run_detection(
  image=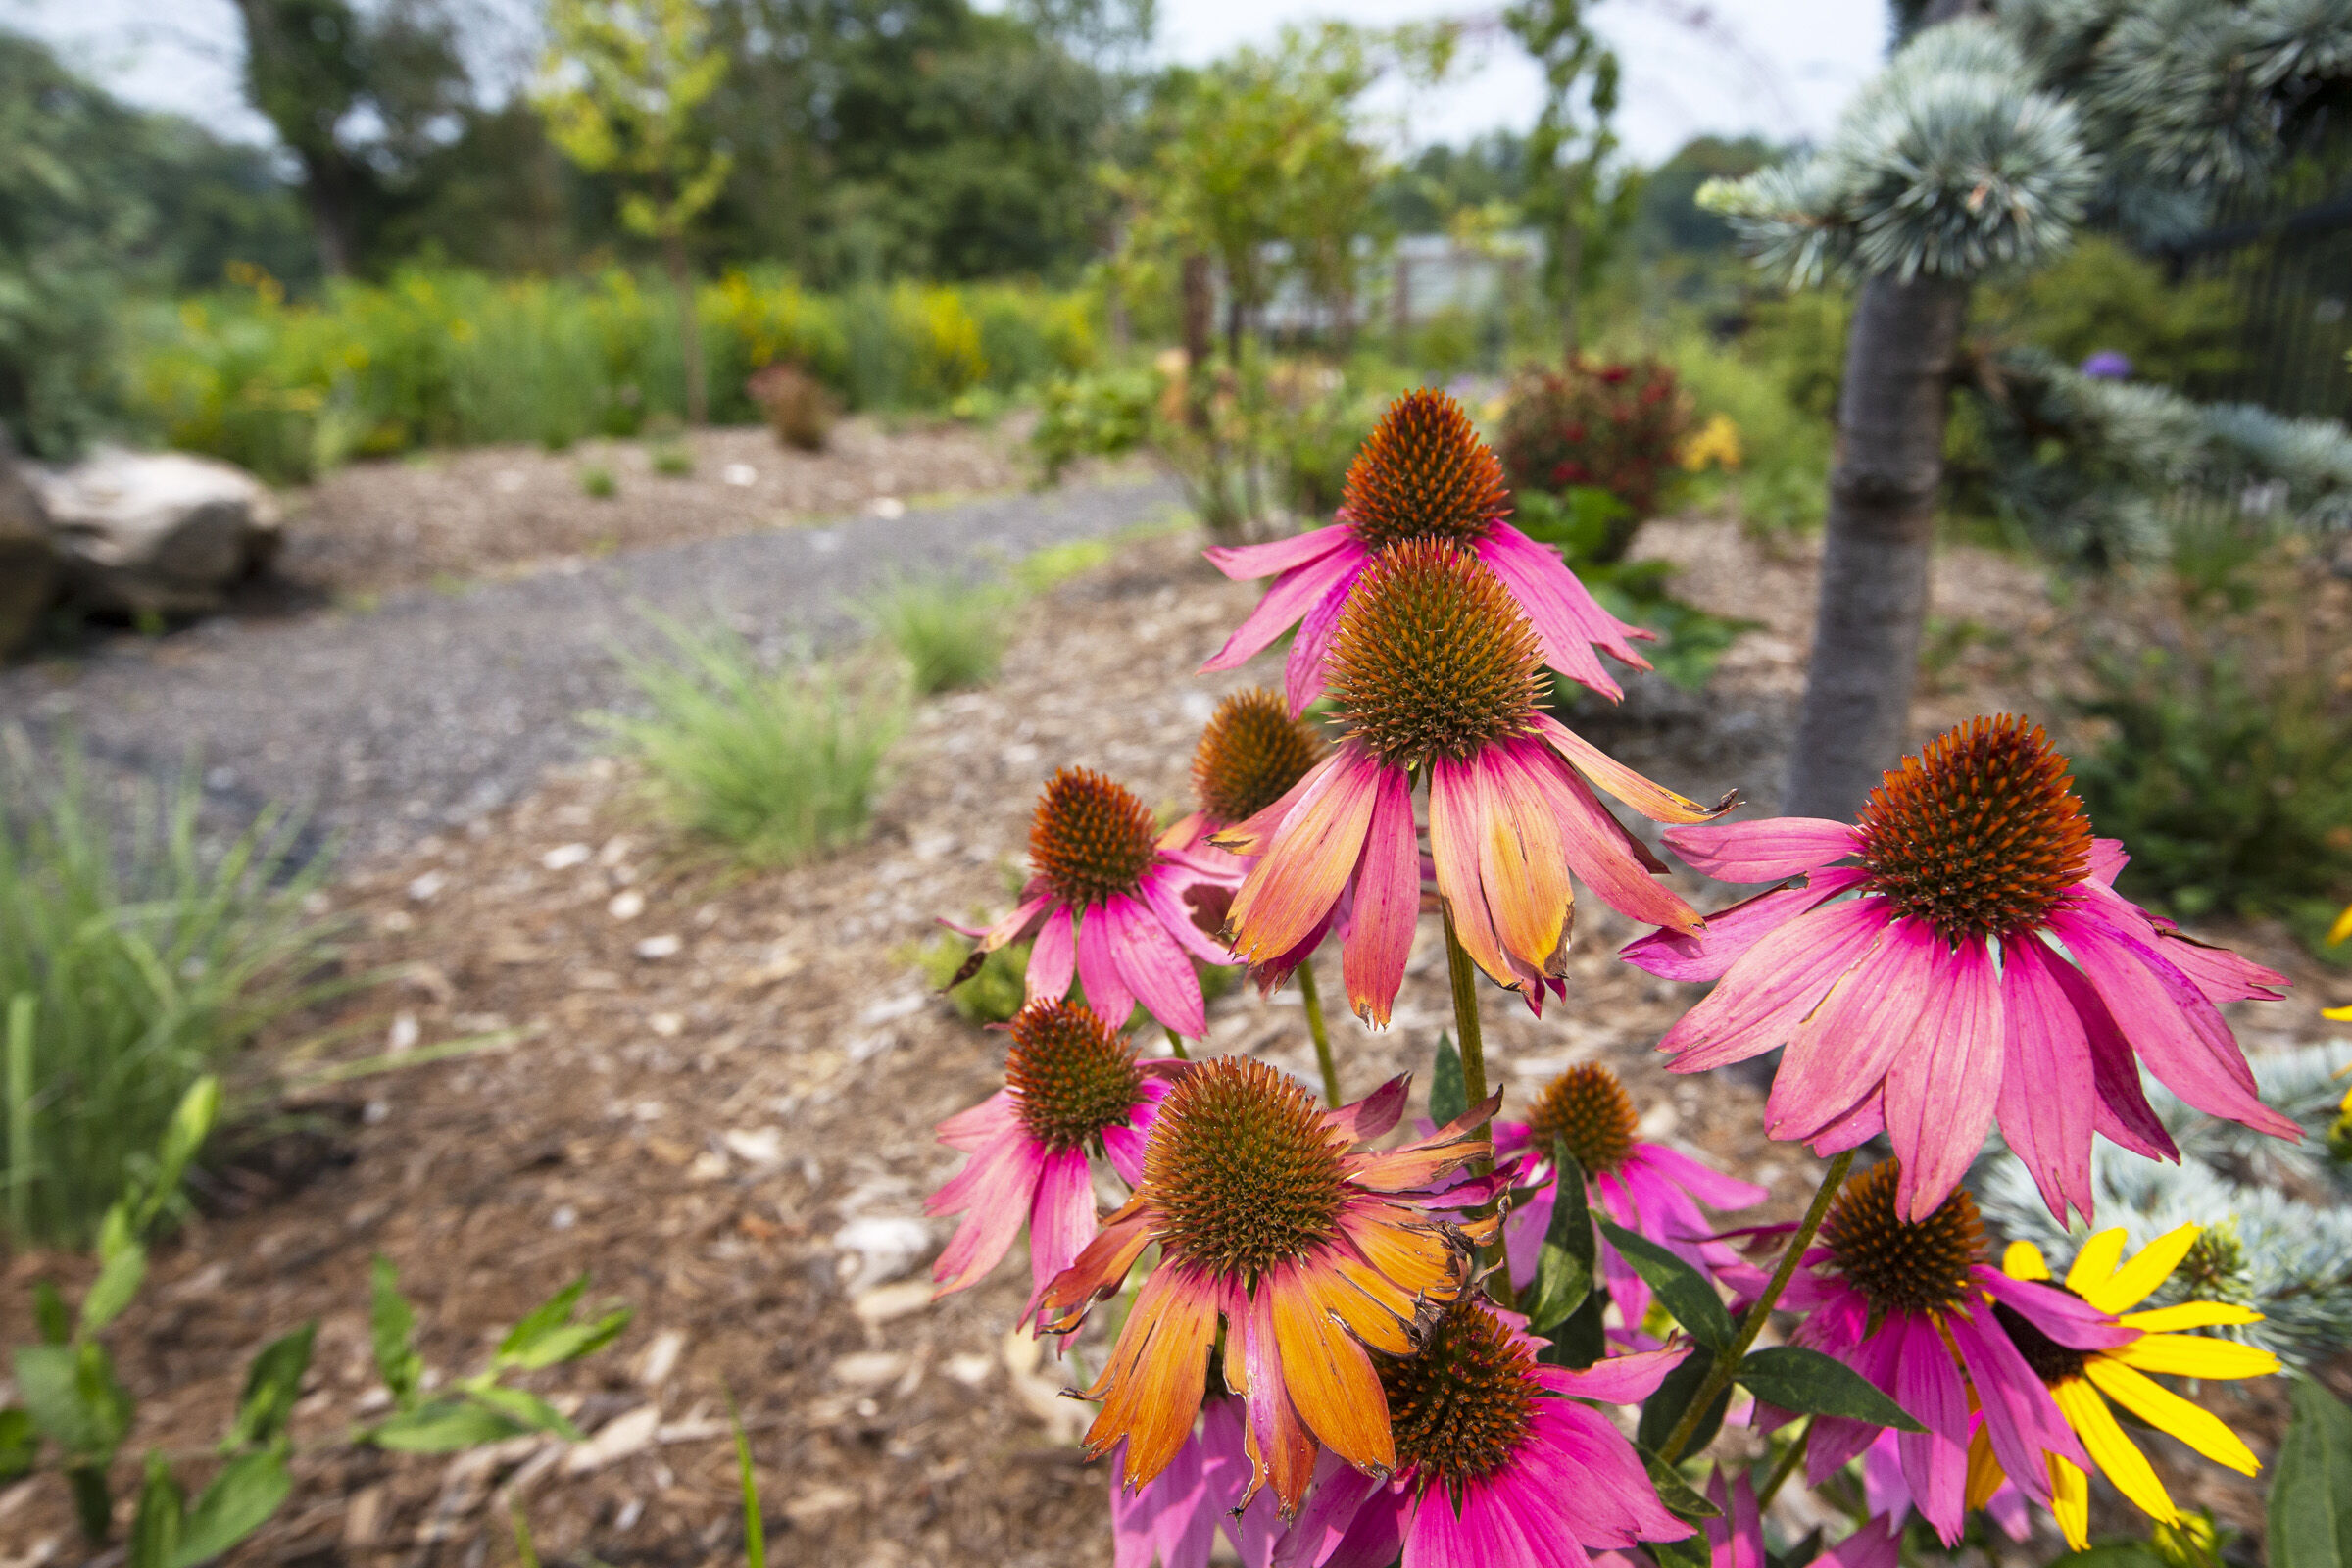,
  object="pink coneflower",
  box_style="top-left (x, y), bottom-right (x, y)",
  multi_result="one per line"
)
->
top-left (1274, 1300), bottom-right (1693, 1568)
top-left (1625, 715), bottom-right (2297, 1222)
top-left (1861, 1427), bottom-right (2029, 1544)
top-left (1200, 390), bottom-right (1655, 710)
top-left (1113, 1397), bottom-right (1283, 1568)
top-left (927, 1001), bottom-right (1178, 1301)
top-left (1216, 539), bottom-right (1731, 1025)
top-left (956, 767), bottom-right (1243, 1038)
top-left (1037, 1058), bottom-right (1497, 1516)
top-left (1739, 1162), bottom-right (2124, 1544)
top-left (1493, 1064), bottom-right (1767, 1325)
